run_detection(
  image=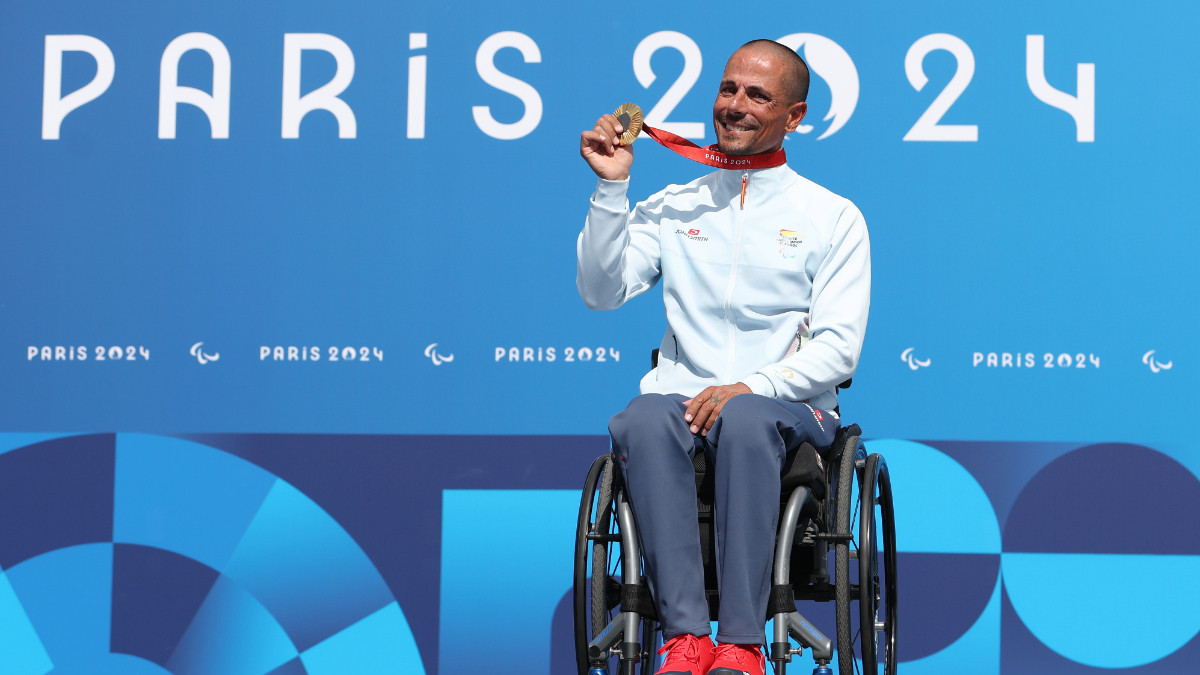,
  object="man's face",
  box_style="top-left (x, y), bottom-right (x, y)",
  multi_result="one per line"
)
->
top-left (712, 47), bottom-right (807, 156)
